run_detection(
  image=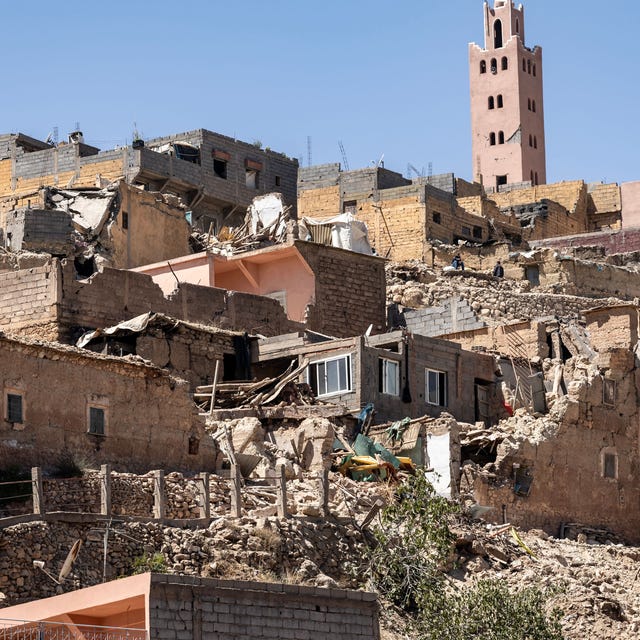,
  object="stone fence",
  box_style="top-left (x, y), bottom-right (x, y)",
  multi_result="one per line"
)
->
top-left (1, 465), bottom-right (331, 526)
